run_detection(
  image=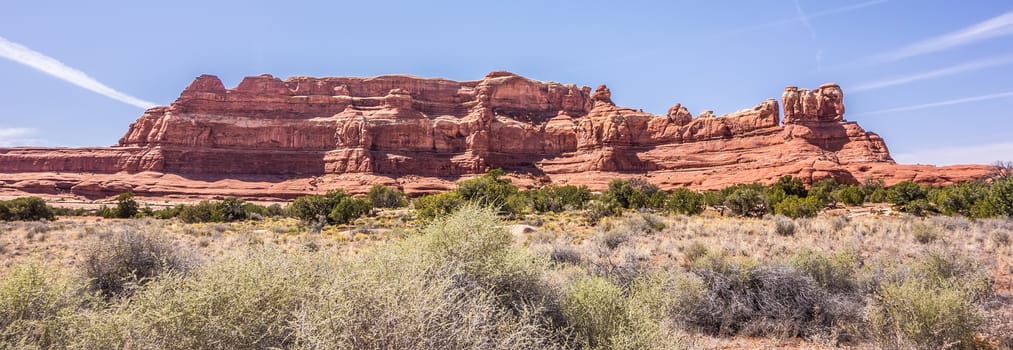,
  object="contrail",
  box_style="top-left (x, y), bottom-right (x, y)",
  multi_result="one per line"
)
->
top-left (853, 55), bottom-right (1013, 92)
top-left (793, 0), bottom-right (817, 39)
top-left (0, 35), bottom-right (156, 109)
top-left (866, 91), bottom-right (1013, 115)
top-left (875, 10), bottom-right (1013, 63)
top-left (717, 0), bottom-right (887, 37)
